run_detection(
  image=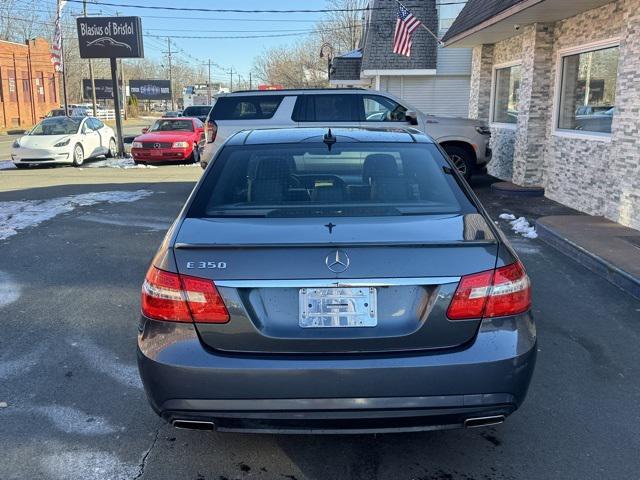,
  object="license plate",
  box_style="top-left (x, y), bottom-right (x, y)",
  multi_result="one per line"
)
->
top-left (150, 150), bottom-right (163, 156)
top-left (299, 287), bottom-right (377, 328)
